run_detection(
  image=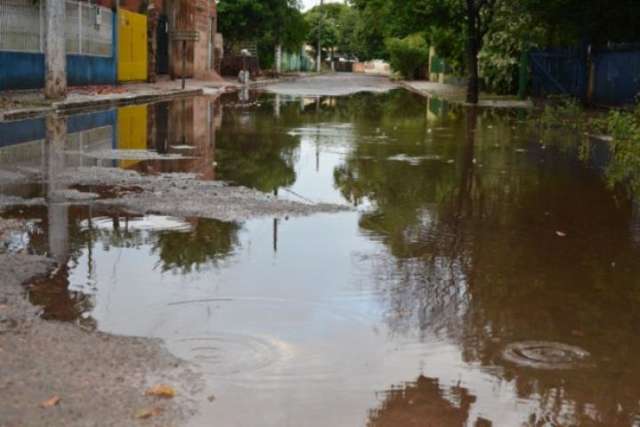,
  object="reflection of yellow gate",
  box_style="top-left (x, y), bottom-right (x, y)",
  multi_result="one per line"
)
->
top-left (118, 10), bottom-right (148, 81)
top-left (117, 105), bottom-right (147, 169)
